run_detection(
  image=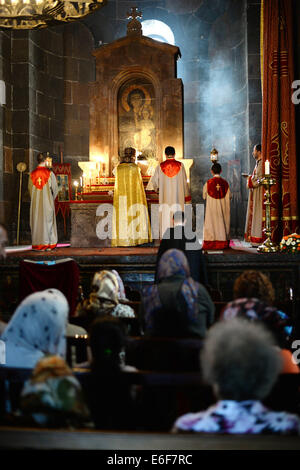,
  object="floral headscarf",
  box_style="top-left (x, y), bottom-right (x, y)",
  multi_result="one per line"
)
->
top-left (76, 271), bottom-right (135, 322)
top-left (221, 297), bottom-right (291, 346)
top-left (89, 270), bottom-right (119, 311)
top-left (2, 289), bottom-right (68, 368)
top-left (156, 248), bottom-right (190, 280)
